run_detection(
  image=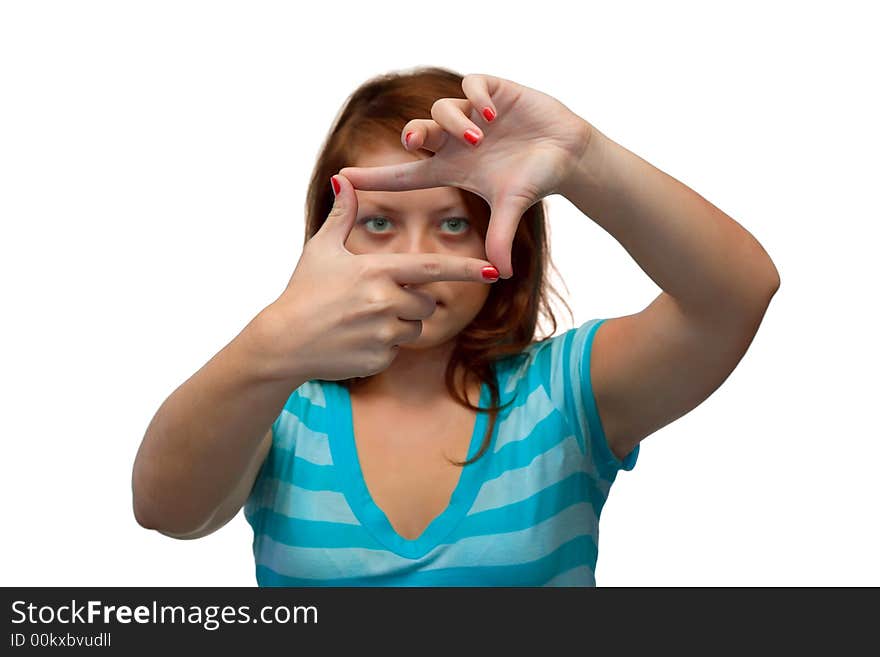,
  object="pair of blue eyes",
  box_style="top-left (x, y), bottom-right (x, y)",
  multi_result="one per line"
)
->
top-left (359, 216), bottom-right (471, 235)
